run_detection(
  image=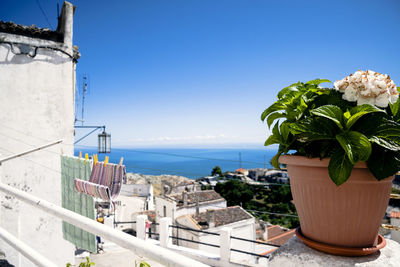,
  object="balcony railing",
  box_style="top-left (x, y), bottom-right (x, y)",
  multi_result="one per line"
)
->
top-left (0, 182), bottom-right (208, 267)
